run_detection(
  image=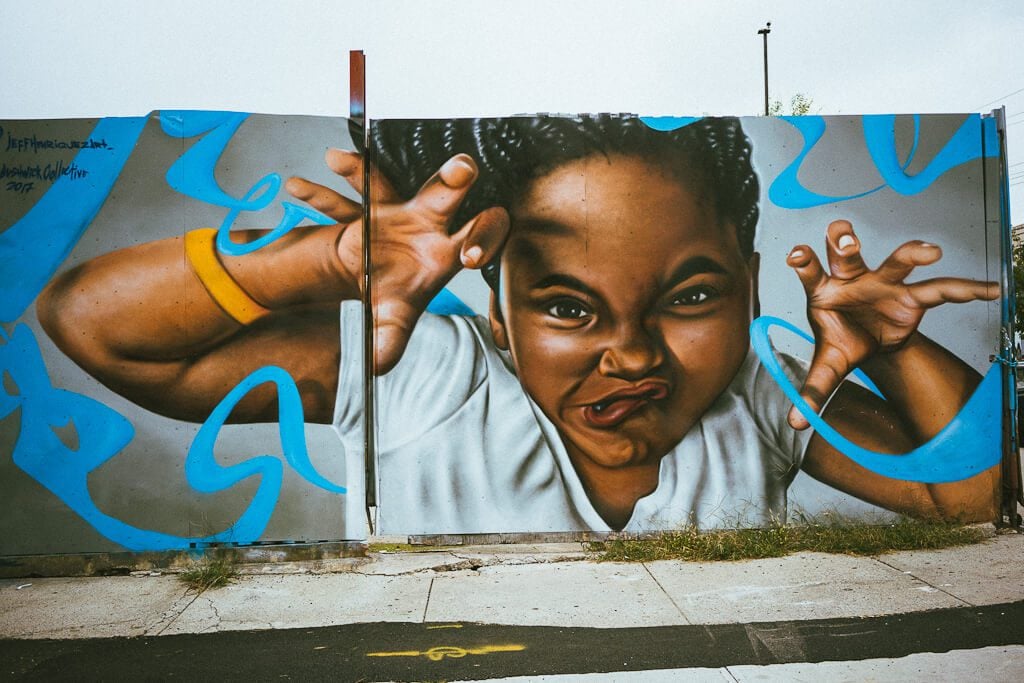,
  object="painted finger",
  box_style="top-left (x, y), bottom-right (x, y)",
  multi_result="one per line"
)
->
top-left (454, 207), bottom-right (511, 269)
top-left (908, 278), bottom-right (1000, 308)
top-left (788, 345), bottom-right (849, 430)
top-left (284, 177), bottom-right (362, 222)
top-left (324, 148), bottom-right (400, 202)
top-left (825, 220), bottom-right (869, 280)
top-left (876, 240), bottom-right (942, 281)
top-left (787, 244), bottom-right (828, 297)
top-left (408, 154), bottom-right (479, 222)
top-left (373, 298), bottom-right (422, 376)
